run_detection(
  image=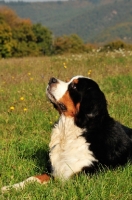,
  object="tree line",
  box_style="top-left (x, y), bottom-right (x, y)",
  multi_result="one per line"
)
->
top-left (0, 6), bottom-right (132, 58)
